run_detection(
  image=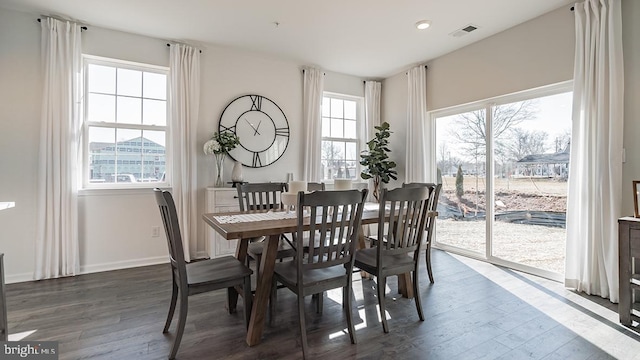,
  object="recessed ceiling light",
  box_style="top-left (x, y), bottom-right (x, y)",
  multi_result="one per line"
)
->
top-left (416, 20), bottom-right (431, 30)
